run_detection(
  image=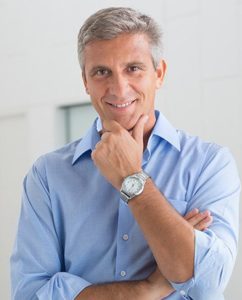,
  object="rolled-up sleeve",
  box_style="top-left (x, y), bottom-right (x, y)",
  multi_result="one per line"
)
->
top-left (170, 147), bottom-right (240, 299)
top-left (10, 158), bottom-right (91, 300)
